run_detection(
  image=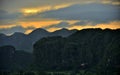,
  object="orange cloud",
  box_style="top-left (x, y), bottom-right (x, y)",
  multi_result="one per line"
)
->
top-left (21, 6), bottom-right (51, 16)
top-left (66, 20), bottom-right (79, 25)
top-left (101, 0), bottom-right (120, 5)
top-left (47, 28), bottom-right (62, 32)
top-left (0, 24), bottom-right (17, 29)
top-left (68, 21), bottom-right (120, 30)
top-left (0, 21), bottom-right (120, 34)
top-left (19, 20), bottom-right (62, 28)
top-left (53, 4), bottom-right (72, 9)
top-left (25, 29), bottom-right (33, 34)
top-left (23, 21), bottom-right (120, 33)
top-left (21, 4), bottom-right (72, 16)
